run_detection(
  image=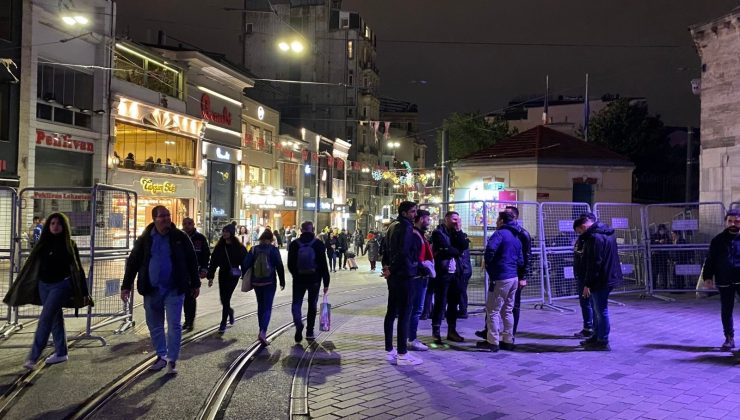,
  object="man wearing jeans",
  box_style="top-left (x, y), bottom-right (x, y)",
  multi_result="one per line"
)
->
top-left (408, 209), bottom-right (434, 352)
top-left (287, 221), bottom-right (330, 342)
top-left (382, 201), bottom-right (422, 365)
top-left (573, 218), bottom-right (594, 339)
top-left (122, 206), bottom-right (200, 374)
top-left (574, 213), bottom-right (623, 351)
top-left (478, 211), bottom-right (523, 352)
top-left (702, 209), bottom-right (740, 351)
